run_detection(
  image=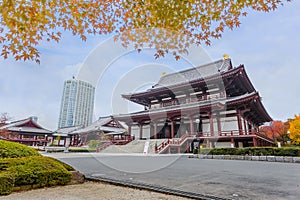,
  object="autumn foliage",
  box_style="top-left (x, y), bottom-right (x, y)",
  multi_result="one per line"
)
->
top-left (288, 115), bottom-right (300, 144)
top-left (260, 121), bottom-right (289, 143)
top-left (0, 0), bottom-right (291, 63)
